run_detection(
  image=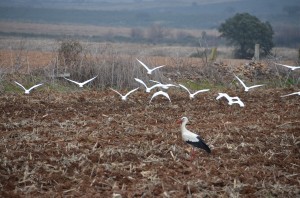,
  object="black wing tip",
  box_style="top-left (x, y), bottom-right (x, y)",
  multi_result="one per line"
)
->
top-left (206, 147), bottom-right (211, 153)
top-left (186, 138), bottom-right (211, 154)
top-left (200, 143), bottom-right (211, 153)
